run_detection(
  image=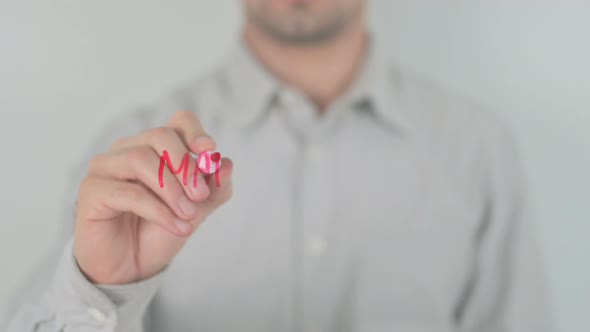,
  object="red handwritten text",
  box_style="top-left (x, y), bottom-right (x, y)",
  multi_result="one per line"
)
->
top-left (159, 151), bottom-right (222, 189)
